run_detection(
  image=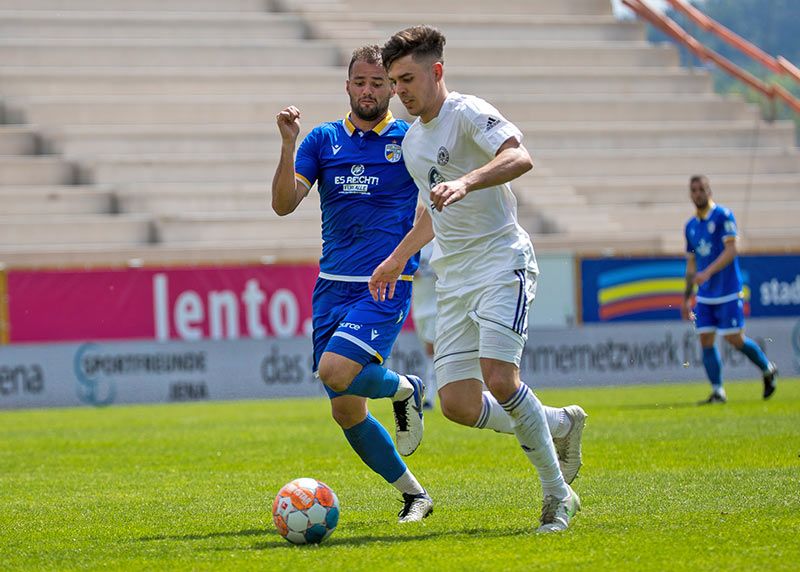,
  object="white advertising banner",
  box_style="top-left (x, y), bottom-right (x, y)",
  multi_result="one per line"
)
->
top-left (1, 318), bottom-right (798, 409)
